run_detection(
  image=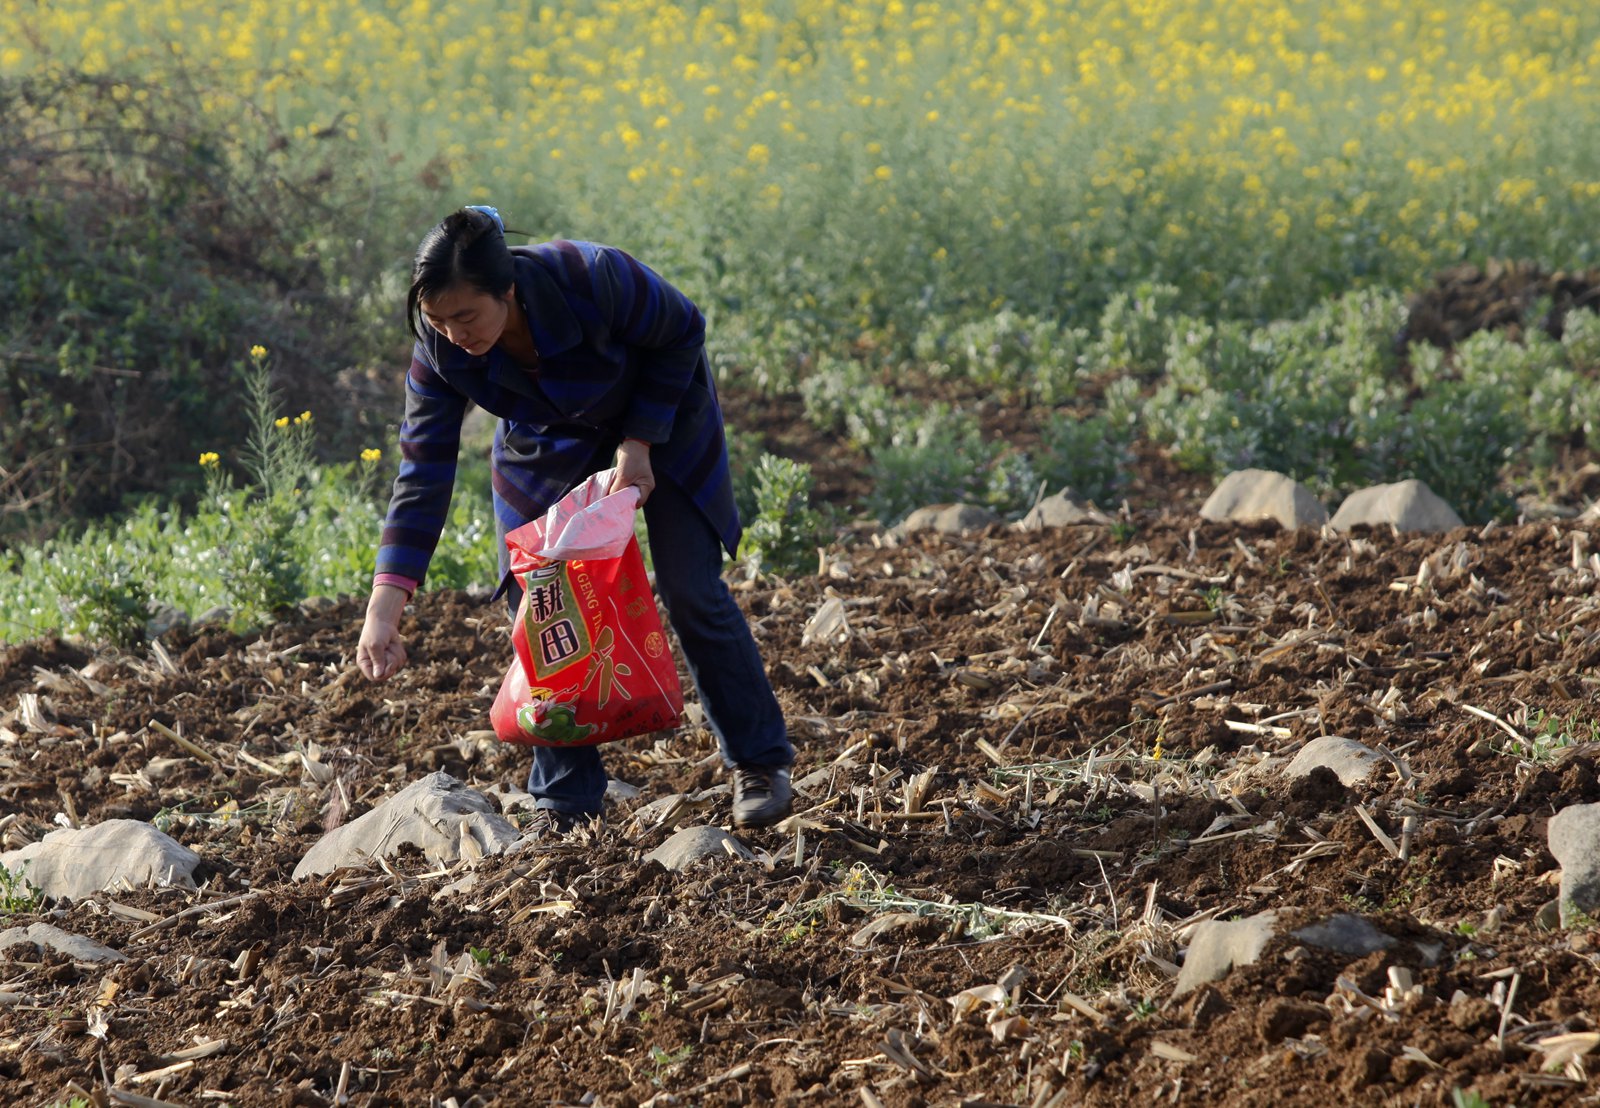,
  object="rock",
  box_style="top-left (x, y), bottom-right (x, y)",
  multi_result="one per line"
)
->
top-left (1014, 489), bottom-right (1111, 531)
top-left (0, 923), bottom-right (126, 963)
top-left (1548, 803), bottom-right (1600, 927)
top-left (1200, 469), bottom-right (1328, 530)
top-left (0, 820), bottom-right (203, 901)
top-left (484, 783), bottom-right (537, 815)
top-left (793, 767), bottom-right (836, 796)
top-left (1283, 736), bottom-right (1388, 788)
top-left (1291, 914), bottom-right (1397, 956)
top-left (291, 772), bottom-right (520, 879)
top-left (1173, 911), bottom-right (1278, 999)
top-left (194, 606), bottom-right (233, 627)
top-left (645, 826), bottom-right (752, 872)
top-left (143, 604), bottom-right (190, 640)
top-left (1257, 997), bottom-right (1330, 1044)
top-left (605, 777), bottom-right (643, 803)
top-left (296, 595), bottom-right (336, 616)
top-left (1330, 479), bottom-right (1464, 533)
top-left (633, 788), bottom-right (727, 828)
top-left (892, 504), bottom-right (999, 538)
